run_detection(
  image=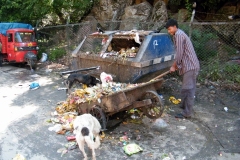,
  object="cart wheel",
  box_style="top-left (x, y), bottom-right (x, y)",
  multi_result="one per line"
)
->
top-left (142, 91), bottom-right (164, 119)
top-left (90, 105), bottom-right (108, 130)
